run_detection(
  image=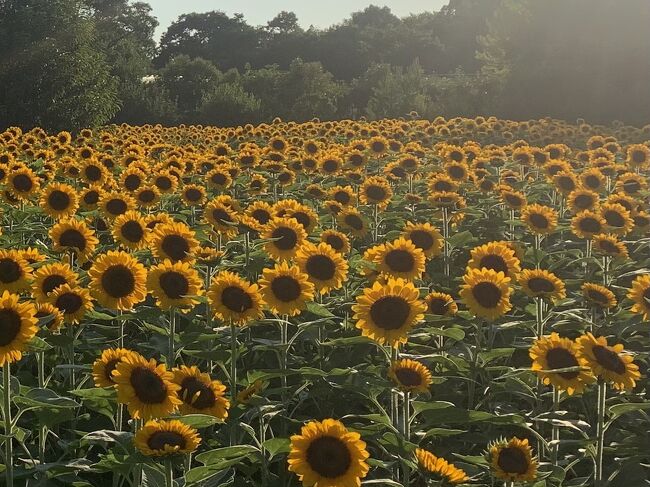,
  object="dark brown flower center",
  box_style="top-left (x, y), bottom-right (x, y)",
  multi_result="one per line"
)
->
top-left (130, 366), bottom-right (168, 404)
top-left (179, 376), bottom-right (216, 409)
top-left (84, 190), bottom-right (99, 205)
top-left (159, 271), bottom-right (189, 299)
top-left (210, 172), bottom-right (228, 185)
top-left (324, 235), bottom-right (344, 252)
top-left (527, 277), bottom-right (555, 293)
top-left (344, 214), bottom-right (363, 231)
top-left (448, 165), bottom-right (464, 178)
top-left (42, 274), bottom-right (67, 294)
top-left (184, 188), bottom-right (202, 202)
top-left (147, 431), bottom-right (186, 451)
top-left (221, 286), bottom-right (253, 312)
top-left (586, 288), bottom-right (609, 305)
top-left (592, 345), bottom-right (626, 375)
top-left (578, 217), bottom-right (602, 233)
top-left (306, 436), bottom-right (351, 479)
top-left (409, 230), bottom-right (434, 251)
top-left (604, 210), bottom-right (625, 228)
top-left (270, 276), bottom-right (302, 303)
top-left (505, 194), bottom-right (523, 207)
top-left (0, 308), bottom-right (22, 346)
top-left (306, 255), bottom-right (336, 281)
top-left (55, 292), bottom-right (83, 315)
top-left (334, 191), bottom-right (351, 205)
top-left (59, 229), bottom-right (86, 251)
top-left (124, 174), bottom-right (142, 191)
top-left (557, 177), bottom-right (575, 191)
top-left (121, 221), bottom-right (144, 243)
top-left (529, 213), bottom-right (549, 229)
top-left (48, 190), bottom-right (71, 211)
top-left (211, 208), bottom-right (233, 225)
top-left (385, 249), bottom-right (415, 273)
top-left (574, 194), bottom-right (594, 209)
top-left (156, 176), bottom-right (172, 190)
top-left (395, 367), bottom-right (422, 386)
top-left (251, 209), bottom-right (270, 225)
top-left (101, 265), bottom-right (136, 298)
top-left (365, 185), bottom-right (386, 201)
top-left (104, 358), bottom-right (120, 383)
top-left (271, 226), bottom-right (298, 251)
top-left (13, 174), bottom-right (33, 192)
top-left (162, 235), bottom-right (190, 261)
top-left (546, 347), bottom-right (579, 379)
top-left (322, 160), bottom-right (339, 173)
top-left (428, 297), bottom-right (449, 315)
top-left (472, 282), bottom-right (502, 308)
top-left (479, 254), bottom-right (509, 274)
top-left (370, 296), bottom-right (410, 330)
top-left (138, 190), bottom-right (156, 203)
top-left (497, 446), bottom-right (529, 475)
top-left (106, 198), bottom-right (128, 216)
top-left (85, 165), bottom-right (102, 181)
top-left (0, 259), bottom-right (22, 283)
